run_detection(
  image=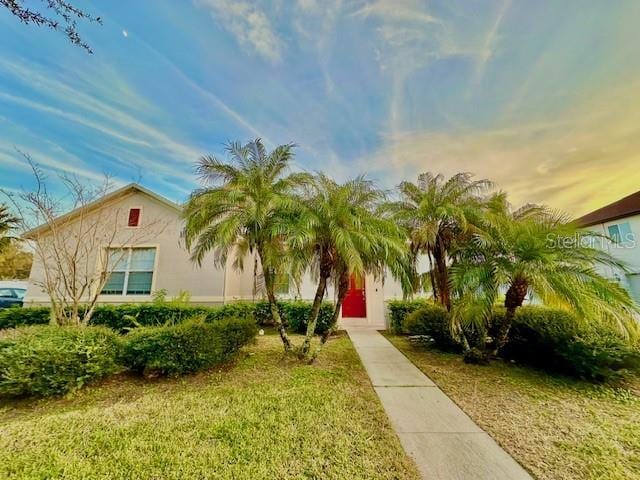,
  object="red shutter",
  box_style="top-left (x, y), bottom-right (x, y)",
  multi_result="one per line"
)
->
top-left (128, 208), bottom-right (141, 227)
